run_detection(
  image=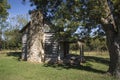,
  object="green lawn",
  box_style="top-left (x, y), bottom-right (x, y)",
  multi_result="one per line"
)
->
top-left (0, 51), bottom-right (116, 80)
